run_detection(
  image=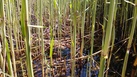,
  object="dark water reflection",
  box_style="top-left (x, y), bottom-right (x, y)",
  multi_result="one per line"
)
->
top-left (34, 48), bottom-right (99, 77)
